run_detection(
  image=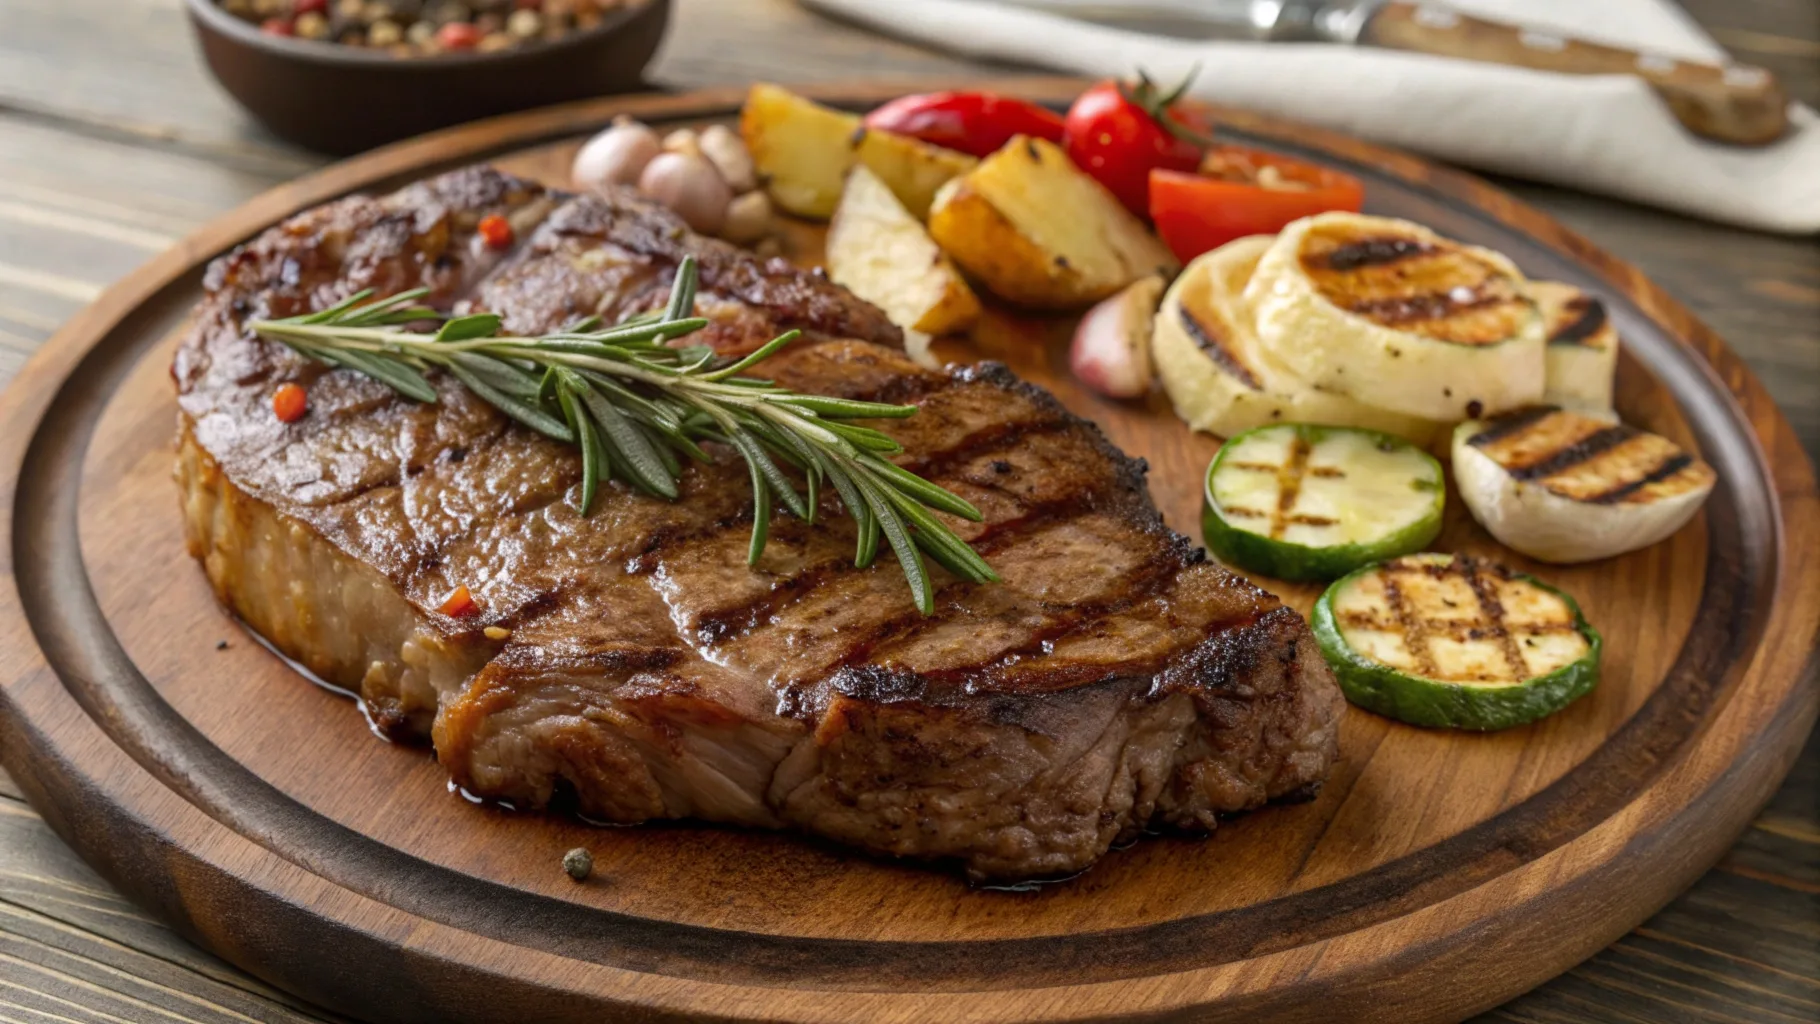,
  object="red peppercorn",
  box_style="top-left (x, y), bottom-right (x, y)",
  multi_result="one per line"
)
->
top-left (436, 22), bottom-right (483, 50)
top-left (294, 0), bottom-right (328, 13)
top-left (260, 17), bottom-right (295, 36)
top-left (272, 382), bottom-right (309, 423)
top-left (438, 585), bottom-right (480, 618)
top-left (477, 213), bottom-right (514, 250)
